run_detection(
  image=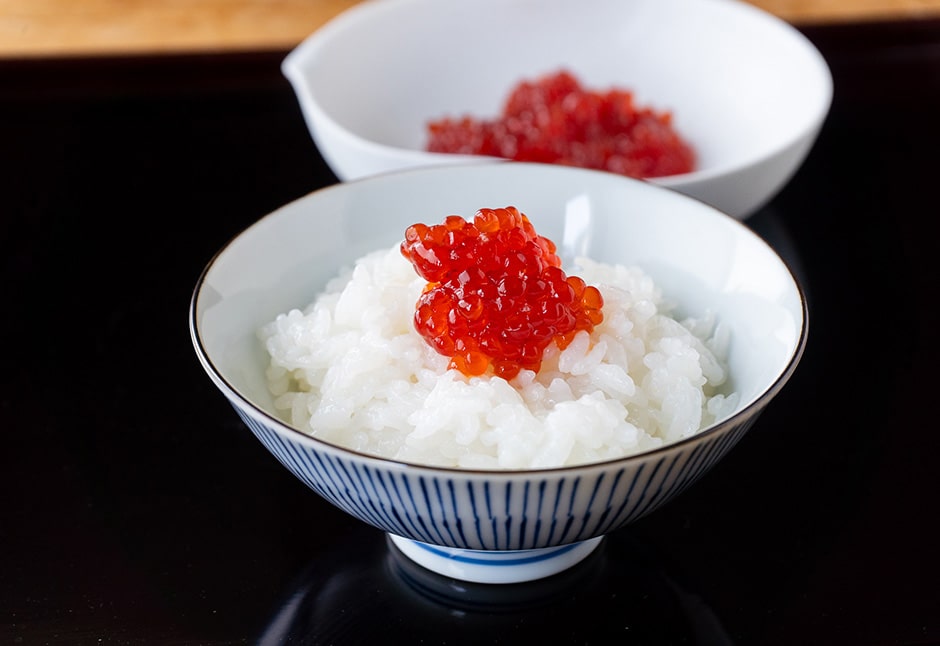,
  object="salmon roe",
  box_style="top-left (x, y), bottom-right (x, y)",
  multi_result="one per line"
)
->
top-left (426, 70), bottom-right (695, 179)
top-left (400, 206), bottom-right (604, 381)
